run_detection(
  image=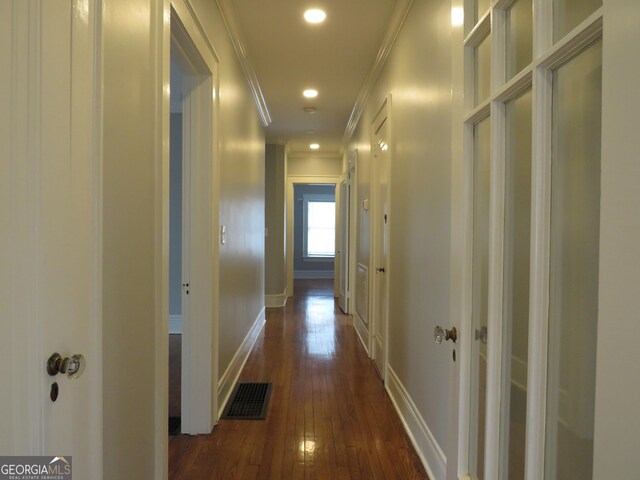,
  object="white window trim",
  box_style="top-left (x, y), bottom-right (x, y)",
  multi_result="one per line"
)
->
top-left (302, 193), bottom-right (335, 259)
